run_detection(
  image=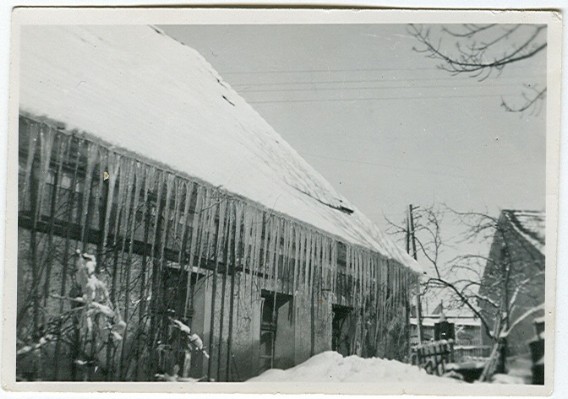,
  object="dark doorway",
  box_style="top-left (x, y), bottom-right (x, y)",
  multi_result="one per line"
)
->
top-left (332, 304), bottom-right (352, 356)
